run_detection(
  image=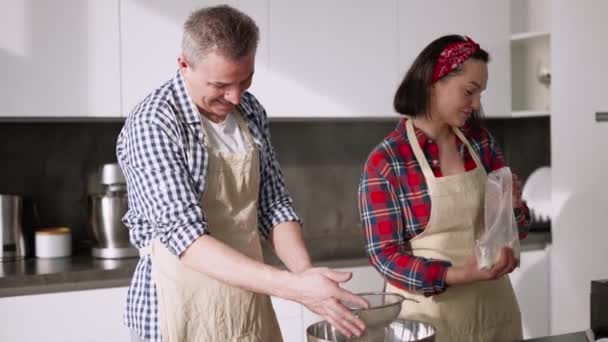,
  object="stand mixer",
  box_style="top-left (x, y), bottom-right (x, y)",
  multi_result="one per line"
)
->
top-left (89, 164), bottom-right (137, 259)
